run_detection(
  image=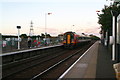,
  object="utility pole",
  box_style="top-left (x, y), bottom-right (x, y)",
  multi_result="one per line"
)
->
top-left (29, 21), bottom-right (34, 37)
